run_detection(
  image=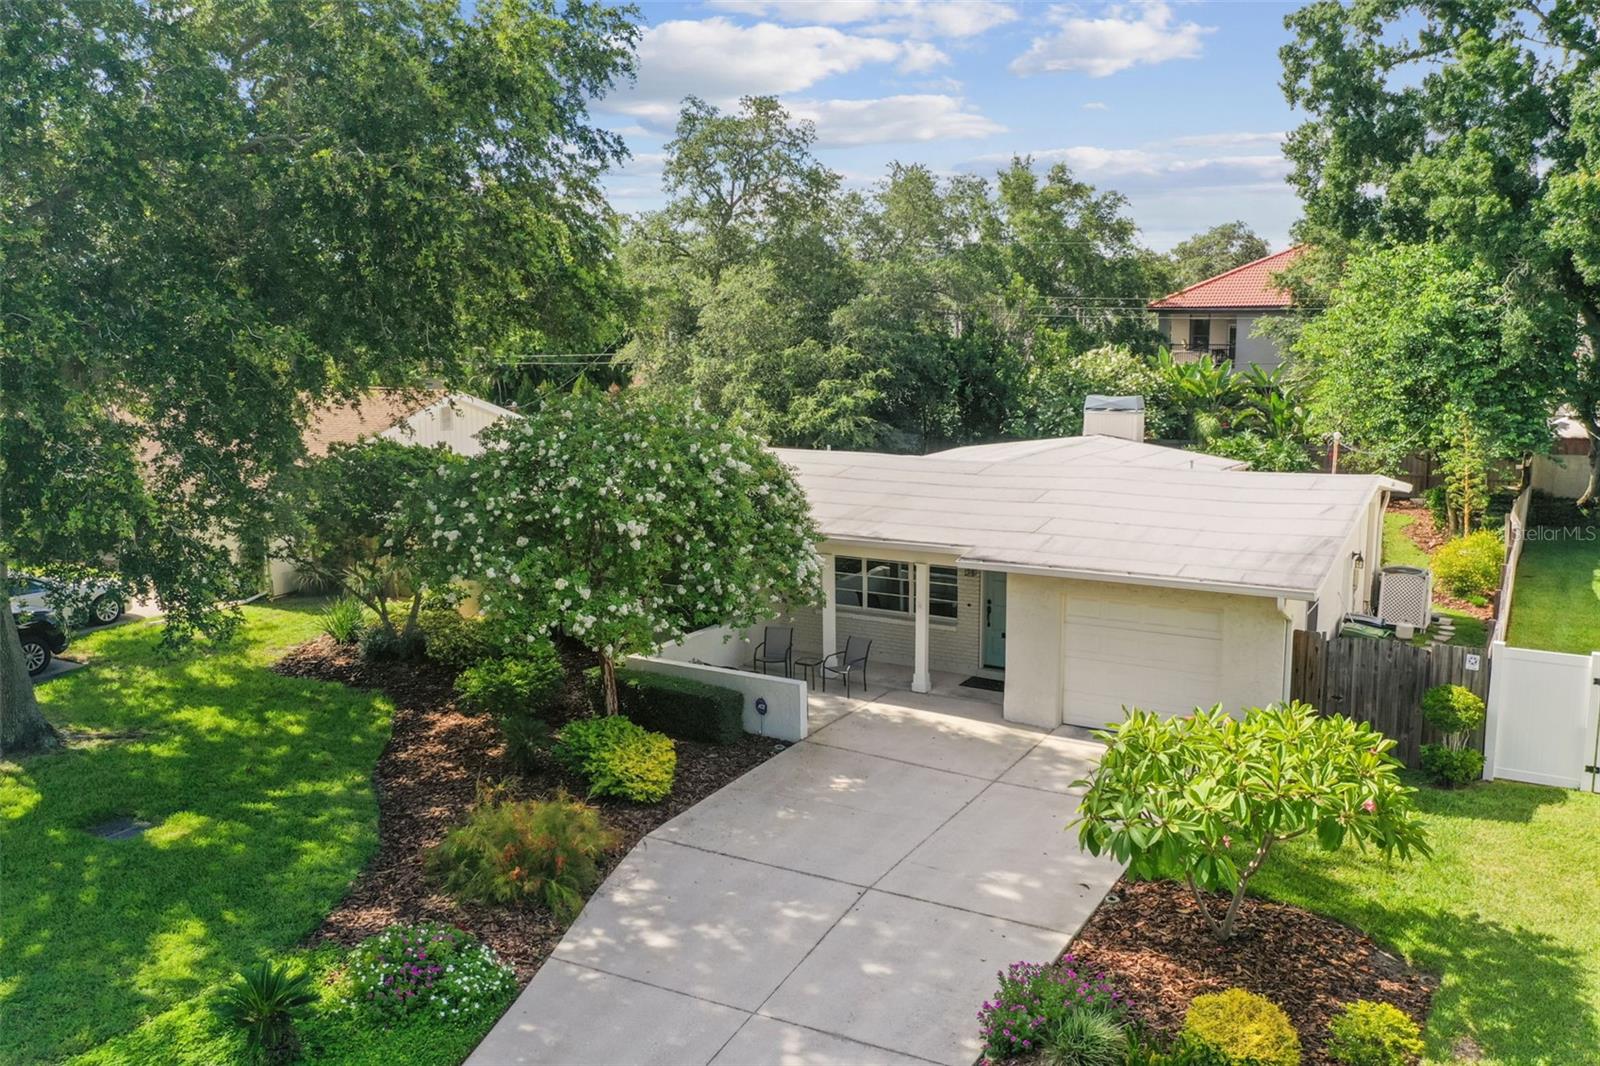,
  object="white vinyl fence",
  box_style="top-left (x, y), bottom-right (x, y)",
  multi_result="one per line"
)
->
top-left (1484, 642), bottom-right (1600, 791)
